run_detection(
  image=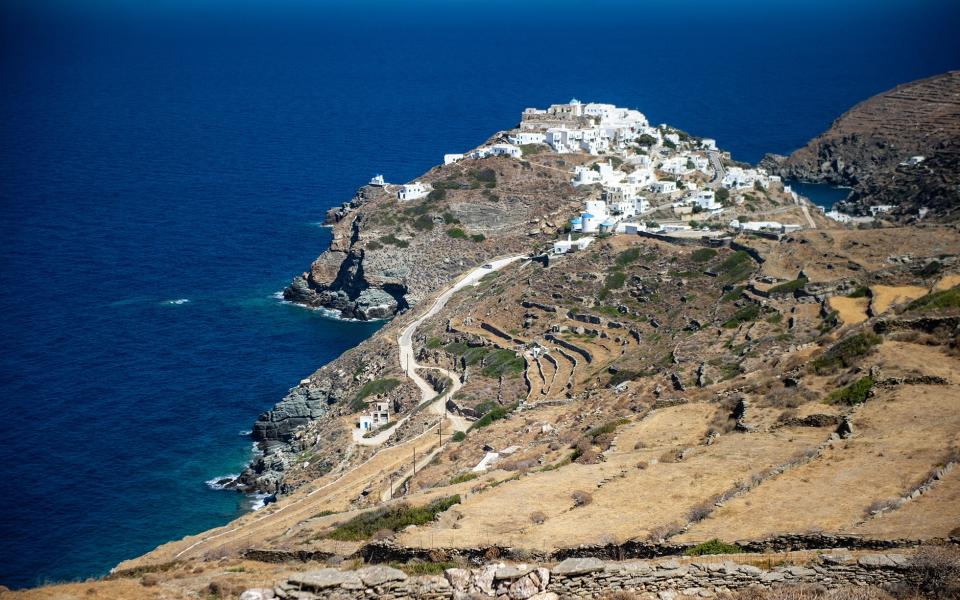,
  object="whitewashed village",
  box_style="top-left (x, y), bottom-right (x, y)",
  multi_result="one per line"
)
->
top-left (367, 99), bottom-right (878, 268)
